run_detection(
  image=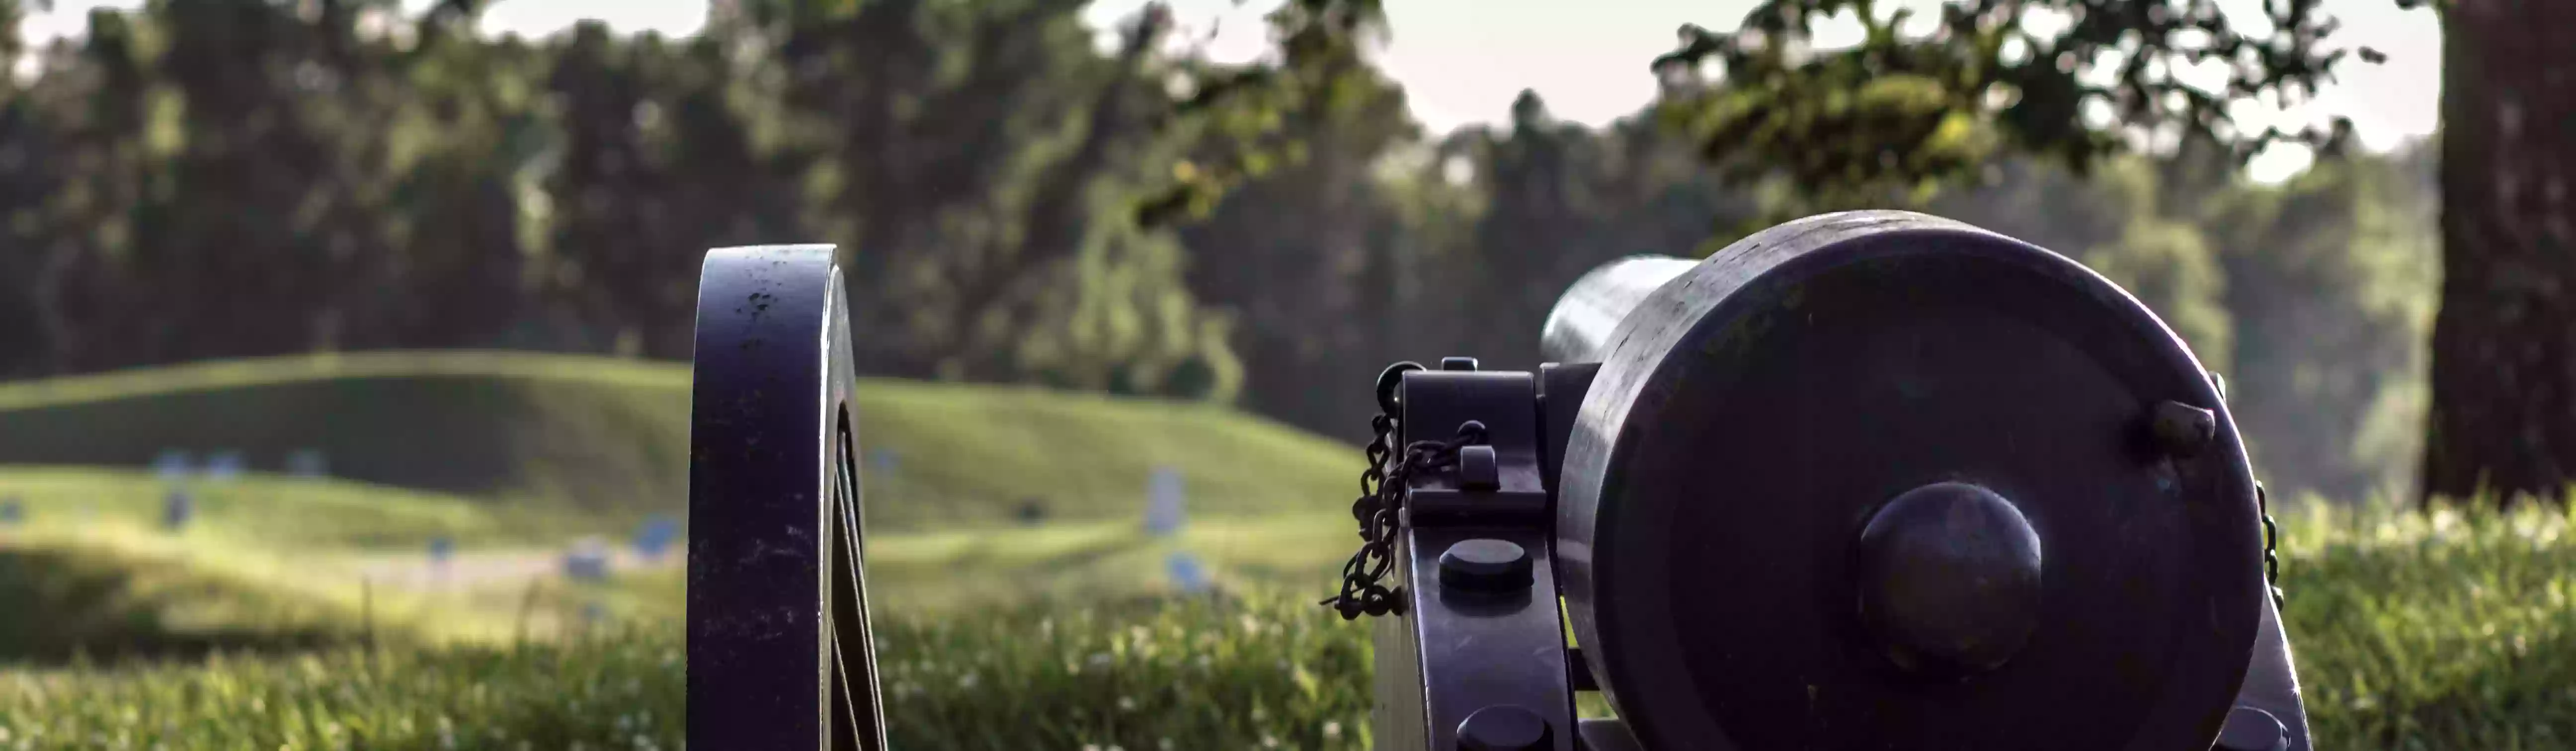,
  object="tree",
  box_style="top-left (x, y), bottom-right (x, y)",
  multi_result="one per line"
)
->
top-left (1171, 5), bottom-right (1419, 434)
top-left (1641, 1), bottom-right (2576, 508)
top-left (1653, 0), bottom-right (2353, 221)
top-left (2418, 0), bottom-right (2576, 508)
top-left (0, 0), bottom-right (53, 377)
top-left (721, 0), bottom-right (1253, 395)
